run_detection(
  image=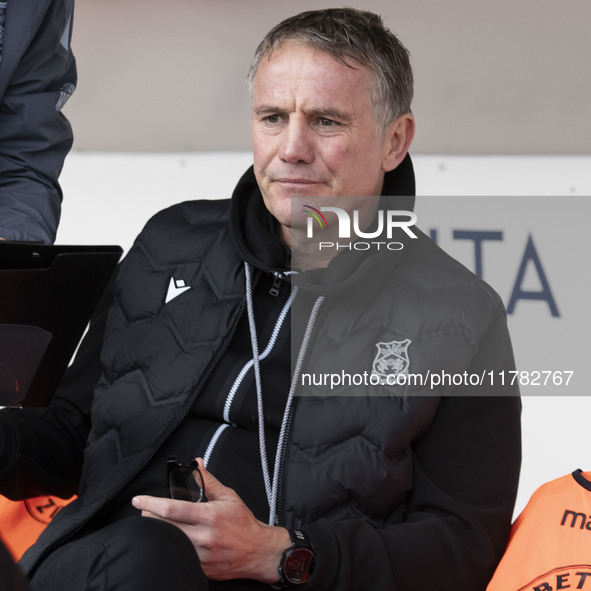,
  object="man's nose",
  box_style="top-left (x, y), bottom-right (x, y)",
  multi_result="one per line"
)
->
top-left (278, 118), bottom-right (315, 164)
